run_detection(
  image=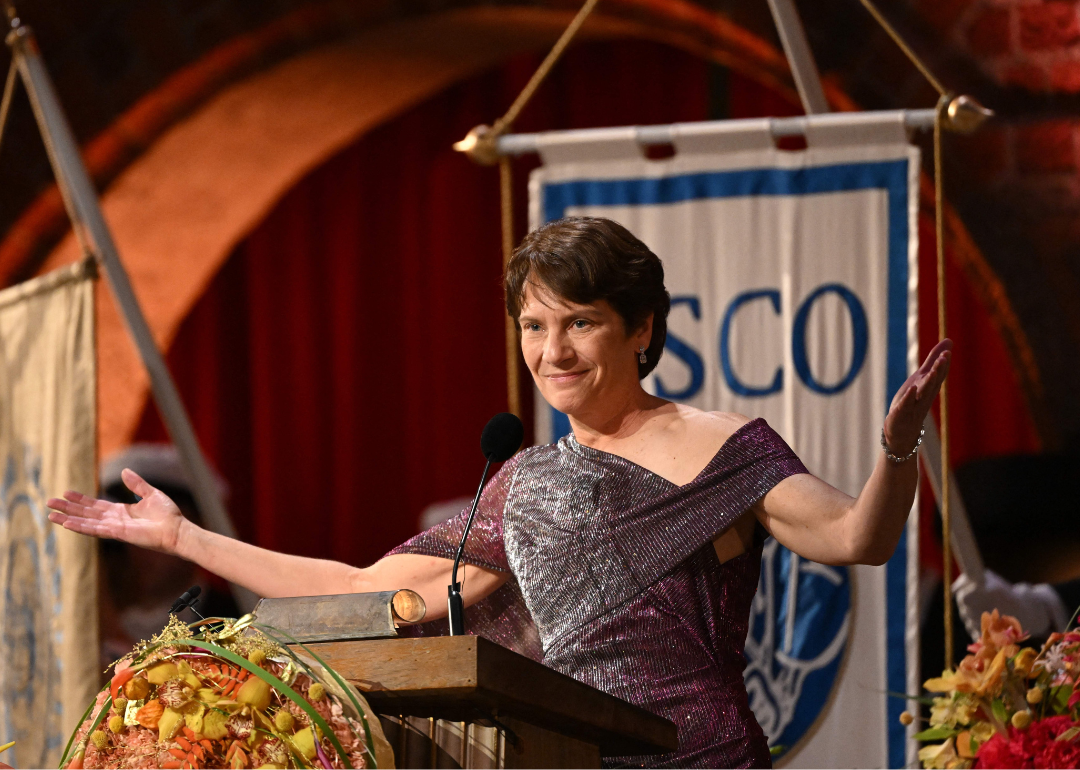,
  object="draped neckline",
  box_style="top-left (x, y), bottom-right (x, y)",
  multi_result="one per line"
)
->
top-left (562, 417), bottom-right (766, 491)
